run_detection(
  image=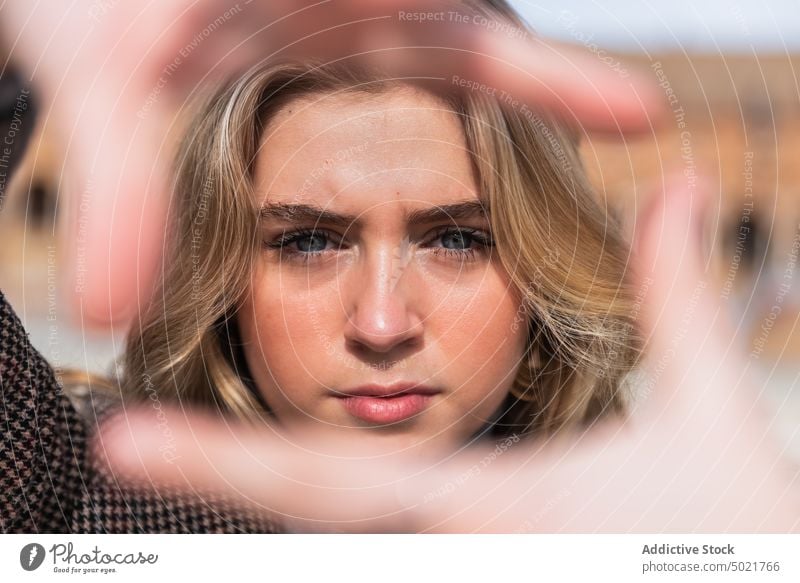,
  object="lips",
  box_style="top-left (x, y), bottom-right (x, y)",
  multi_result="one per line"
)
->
top-left (334, 383), bottom-right (439, 424)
